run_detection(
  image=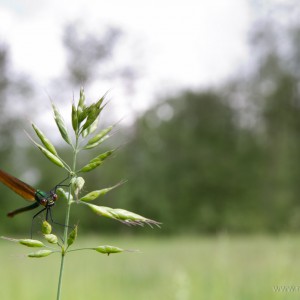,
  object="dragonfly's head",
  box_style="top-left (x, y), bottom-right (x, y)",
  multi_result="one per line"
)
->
top-left (51, 191), bottom-right (58, 201)
top-left (35, 190), bottom-right (57, 207)
top-left (46, 191), bottom-right (58, 206)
